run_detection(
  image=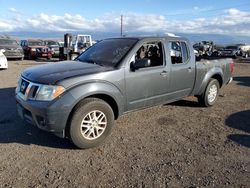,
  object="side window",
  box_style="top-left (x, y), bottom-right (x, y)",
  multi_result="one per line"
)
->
top-left (181, 42), bottom-right (189, 62)
top-left (169, 41), bottom-right (183, 64)
top-left (133, 41), bottom-right (164, 68)
top-left (169, 41), bottom-right (190, 64)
